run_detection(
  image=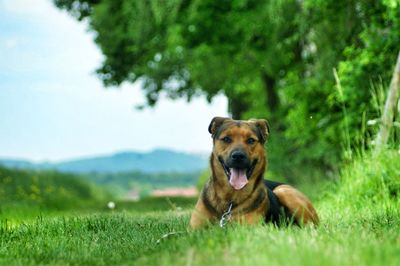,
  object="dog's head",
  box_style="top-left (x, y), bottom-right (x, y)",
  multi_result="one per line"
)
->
top-left (208, 117), bottom-right (269, 190)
